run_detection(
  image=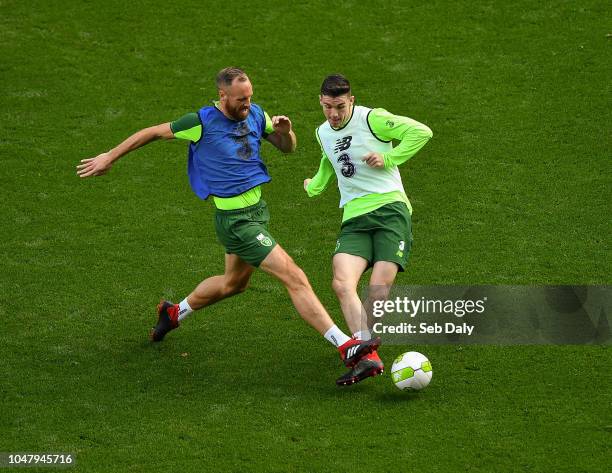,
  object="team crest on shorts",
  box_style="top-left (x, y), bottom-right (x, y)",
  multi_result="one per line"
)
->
top-left (256, 233), bottom-right (273, 247)
top-left (335, 239), bottom-right (340, 252)
top-left (396, 240), bottom-right (405, 258)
